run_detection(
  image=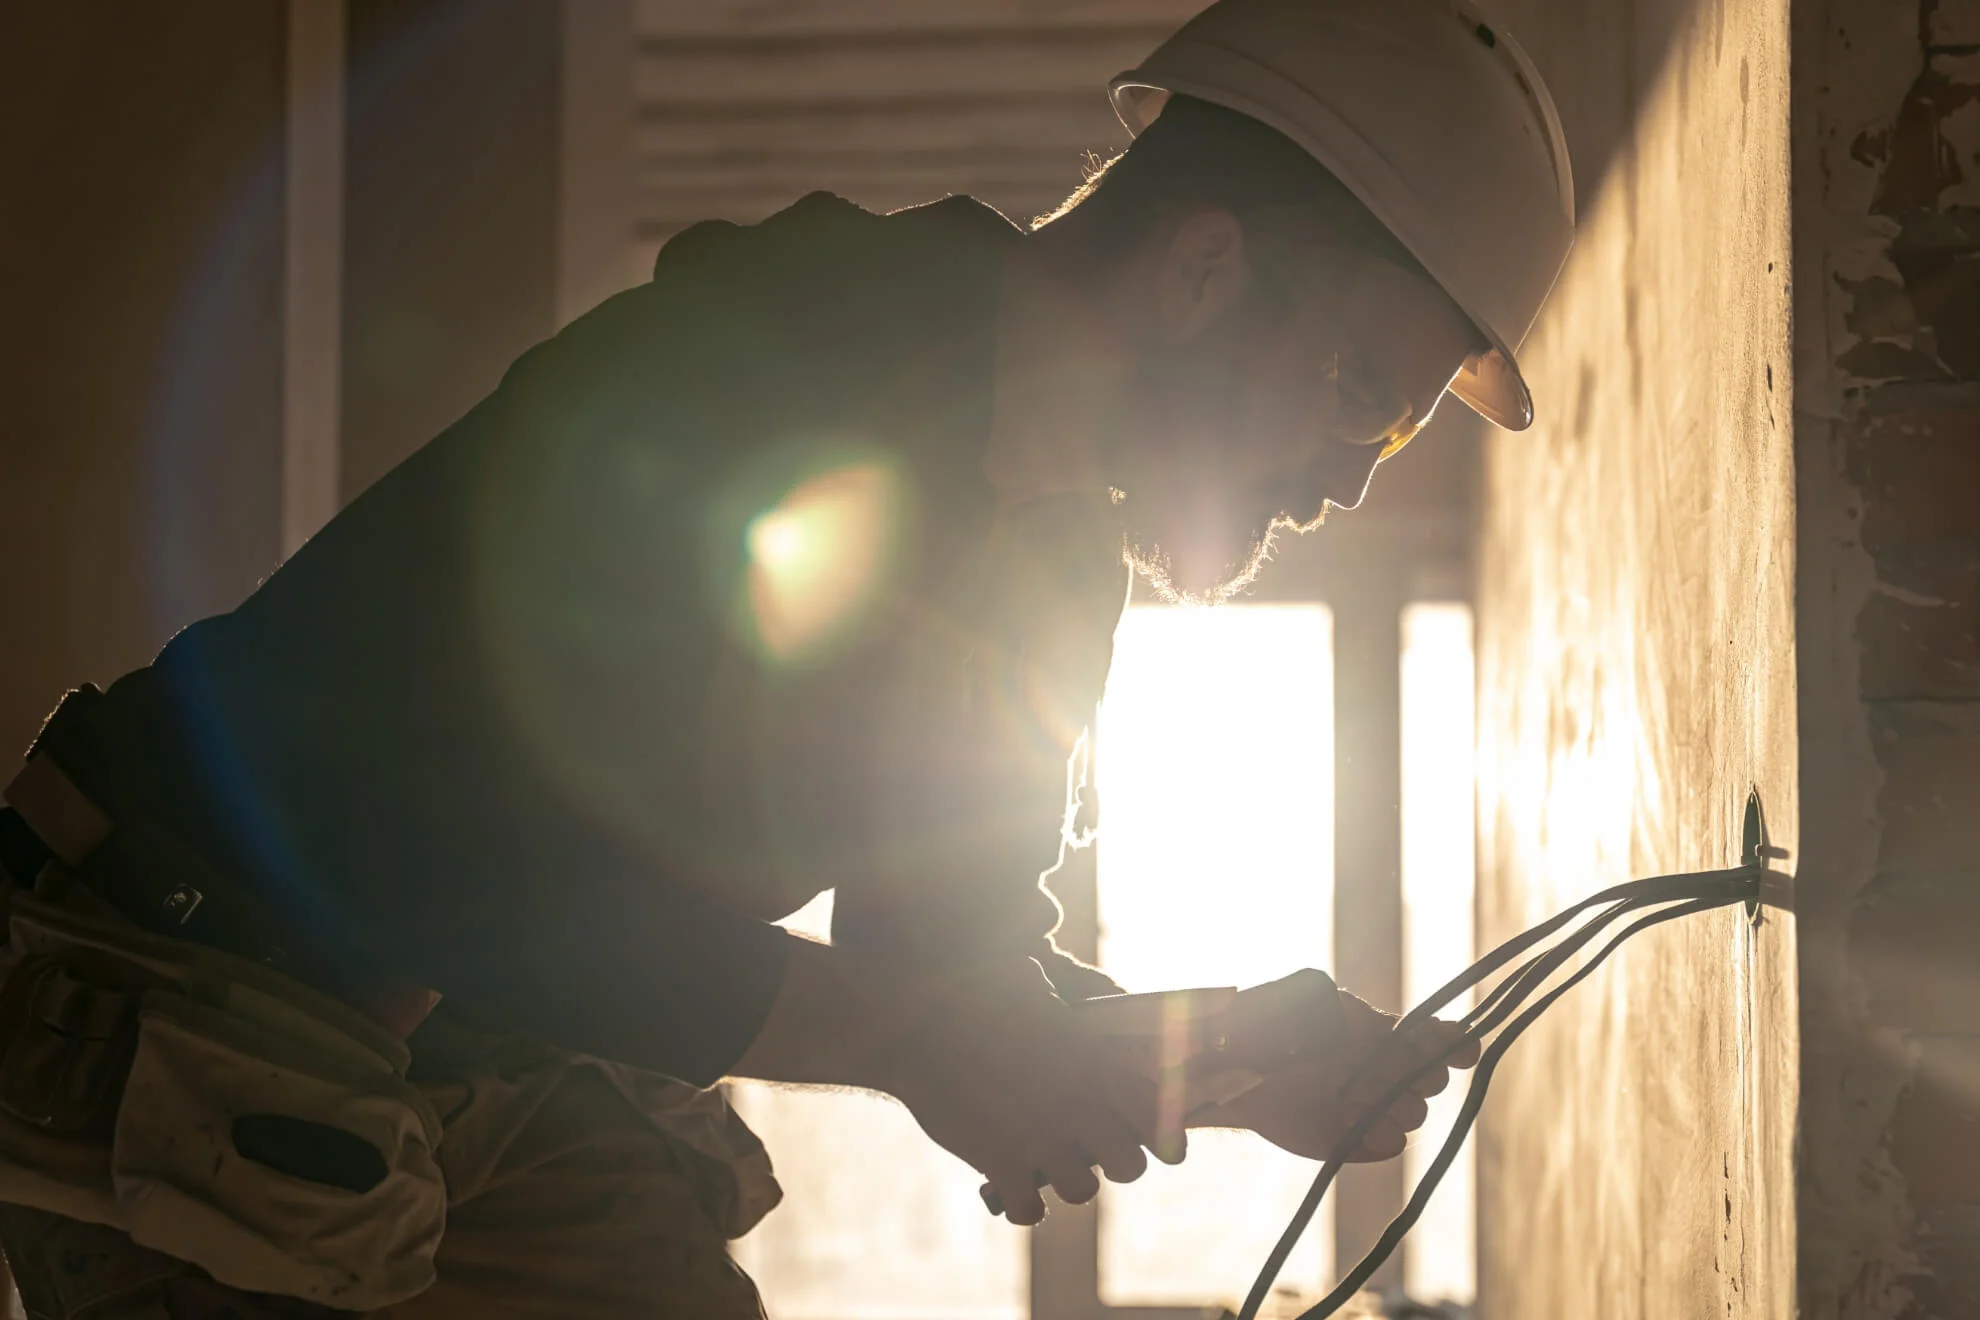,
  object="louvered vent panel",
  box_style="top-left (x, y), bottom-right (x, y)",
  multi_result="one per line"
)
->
top-left (633, 0), bottom-right (1205, 264)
